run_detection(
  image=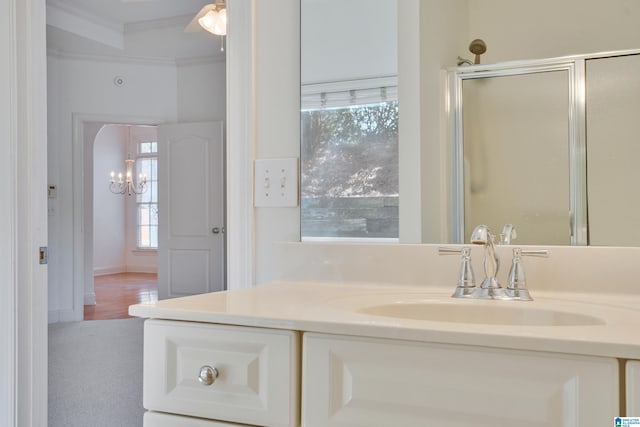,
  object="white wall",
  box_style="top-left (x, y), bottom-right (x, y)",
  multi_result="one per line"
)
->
top-left (177, 59), bottom-right (227, 123)
top-left (253, 0), bottom-right (301, 285)
top-left (398, 0), bottom-right (468, 243)
top-left (468, 0), bottom-right (640, 63)
top-left (301, 0), bottom-right (397, 84)
top-left (93, 124), bottom-right (127, 275)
